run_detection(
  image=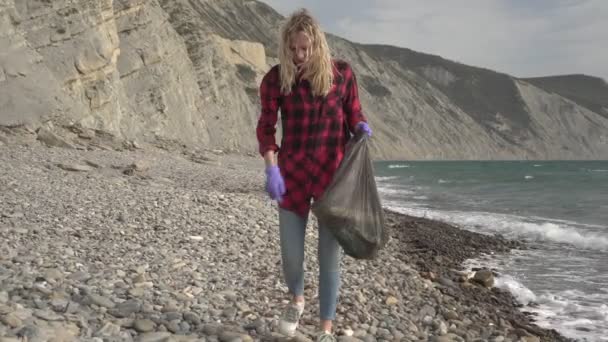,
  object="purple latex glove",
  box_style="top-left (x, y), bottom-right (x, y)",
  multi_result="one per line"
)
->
top-left (356, 121), bottom-right (372, 137)
top-left (265, 165), bottom-right (286, 202)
